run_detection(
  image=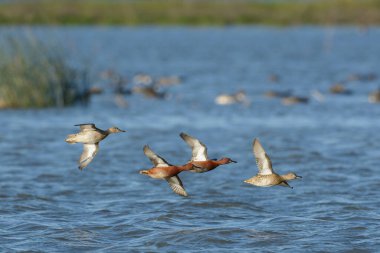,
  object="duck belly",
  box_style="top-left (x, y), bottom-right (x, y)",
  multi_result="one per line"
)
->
top-left (69, 132), bottom-right (105, 144)
top-left (245, 175), bottom-right (281, 187)
top-left (190, 161), bottom-right (217, 172)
